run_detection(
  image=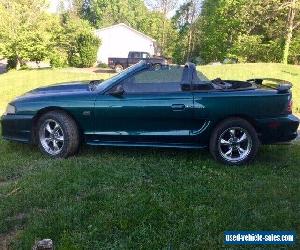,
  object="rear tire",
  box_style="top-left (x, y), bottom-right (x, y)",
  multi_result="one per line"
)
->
top-left (153, 63), bottom-right (162, 70)
top-left (37, 111), bottom-right (80, 158)
top-left (115, 64), bottom-right (123, 73)
top-left (209, 118), bottom-right (259, 165)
